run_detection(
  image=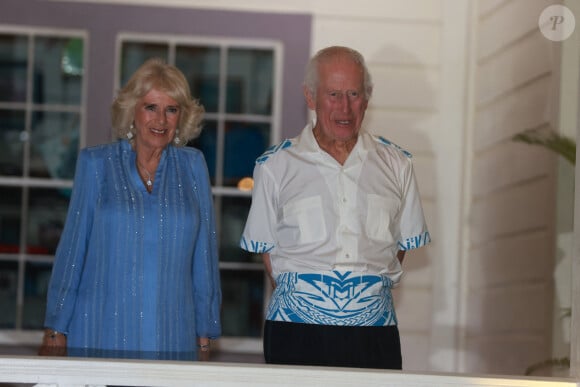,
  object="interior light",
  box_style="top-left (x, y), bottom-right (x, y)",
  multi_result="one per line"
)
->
top-left (237, 177), bottom-right (254, 192)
